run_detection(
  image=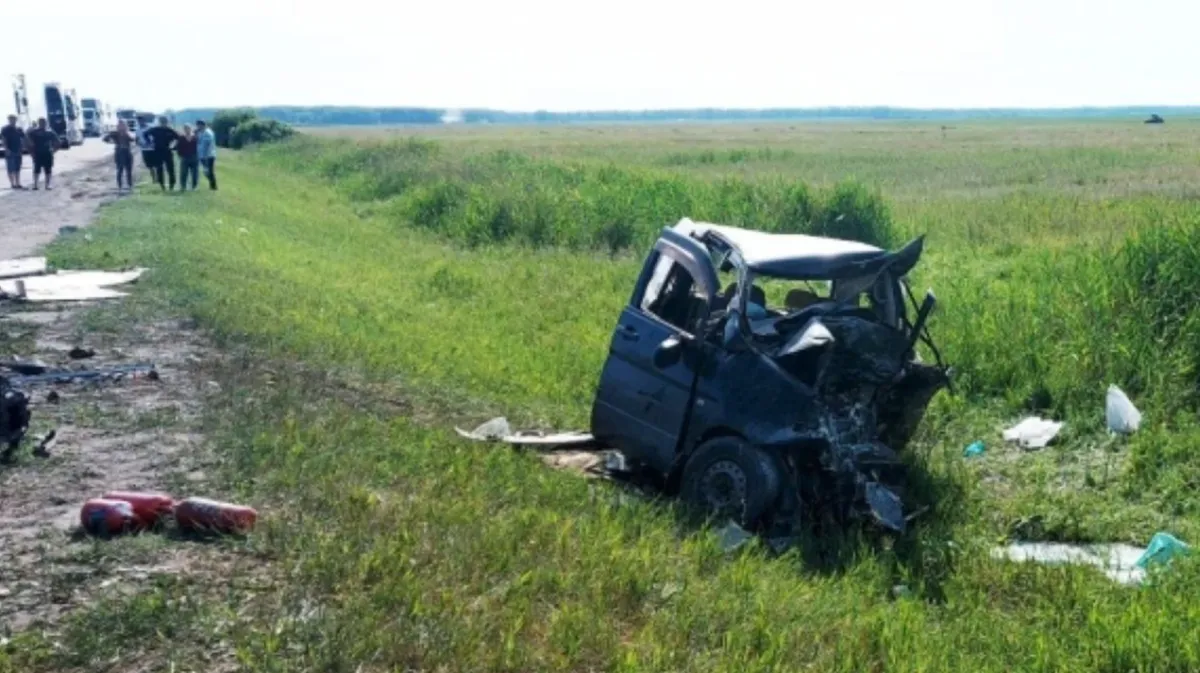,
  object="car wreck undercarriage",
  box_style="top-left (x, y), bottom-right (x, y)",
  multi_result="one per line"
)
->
top-left (591, 219), bottom-right (949, 535)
